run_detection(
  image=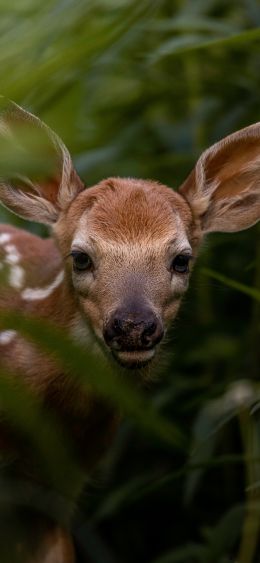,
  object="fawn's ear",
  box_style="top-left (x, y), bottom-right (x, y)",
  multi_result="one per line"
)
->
top-left (179, 124), bottom-right (260, 233)
top-left (0, 99), bottom-right (84, 224)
